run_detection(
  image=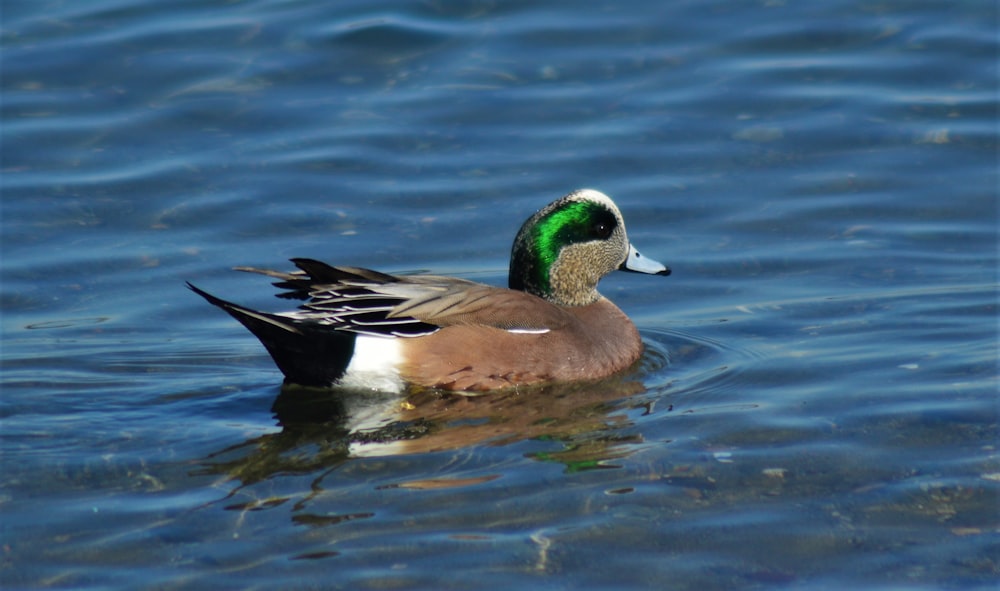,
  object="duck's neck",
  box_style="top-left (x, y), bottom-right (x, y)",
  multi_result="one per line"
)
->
top-left (509, 243), bottom-right (601, 306)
